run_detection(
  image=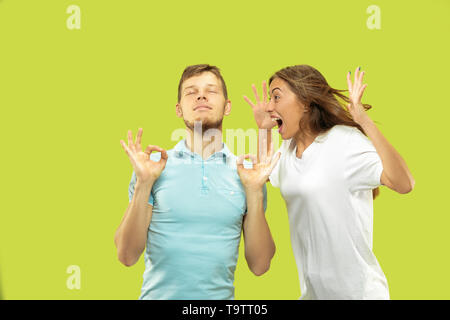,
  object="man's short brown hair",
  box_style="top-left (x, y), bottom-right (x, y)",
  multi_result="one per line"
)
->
top-left (177, 64), bottom-right (228, 102)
